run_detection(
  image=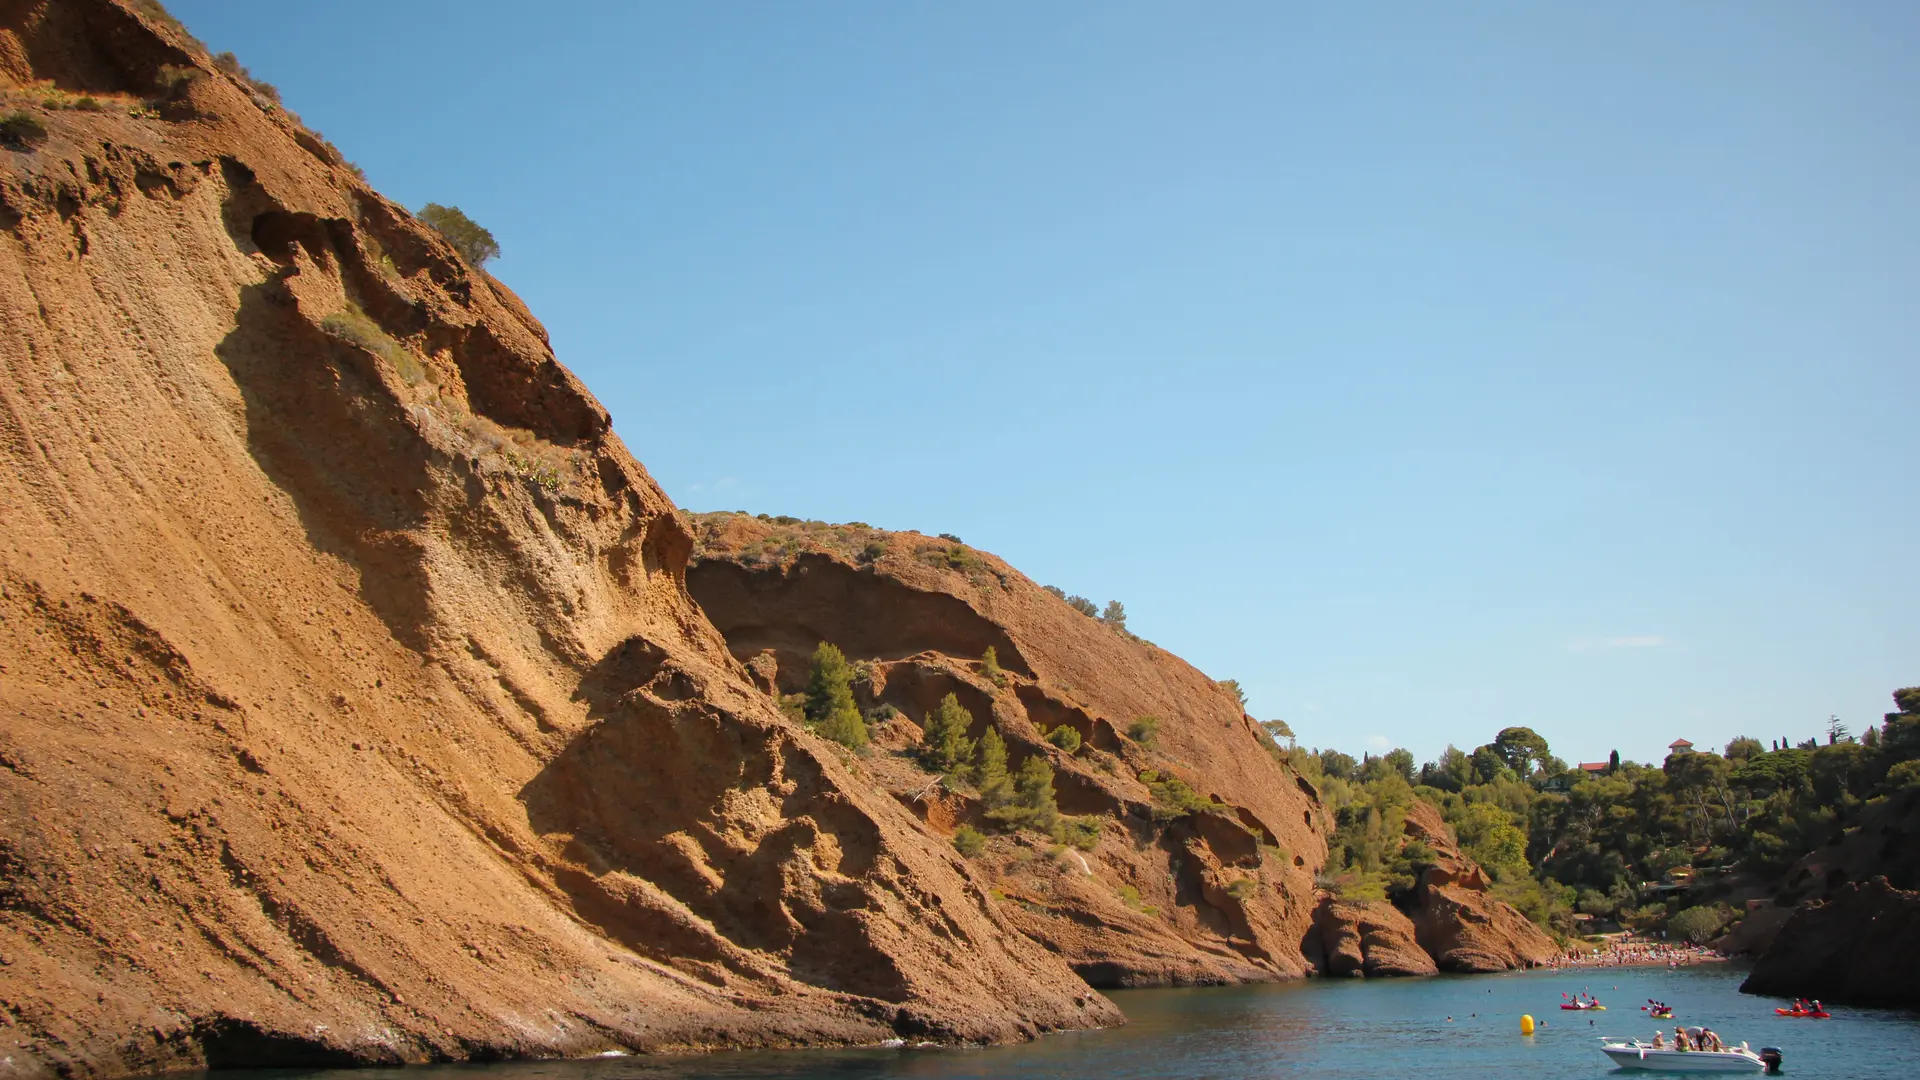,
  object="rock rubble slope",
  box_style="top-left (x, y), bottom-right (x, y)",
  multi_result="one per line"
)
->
top-left (0, 4), bottom-right (1117, 1077)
